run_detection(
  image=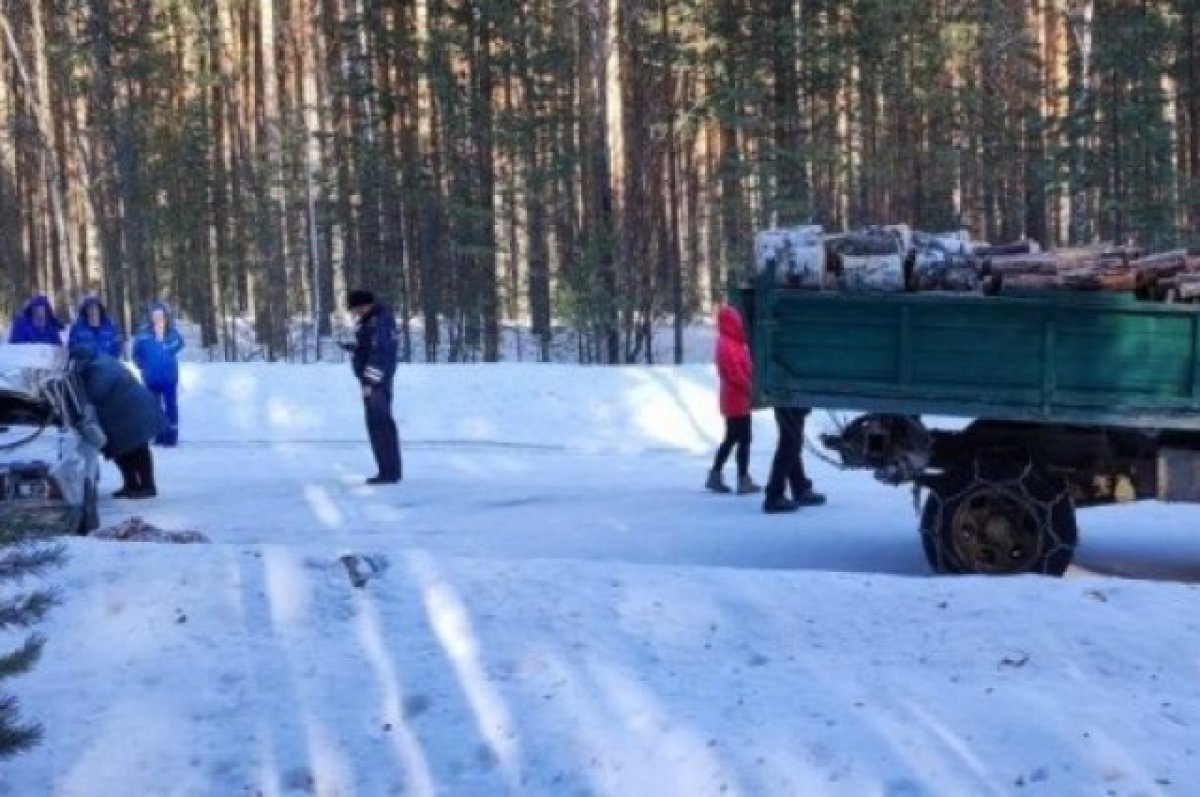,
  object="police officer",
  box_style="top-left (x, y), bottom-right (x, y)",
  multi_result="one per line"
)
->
top-left (343, 289), bottom-right (401, 485)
